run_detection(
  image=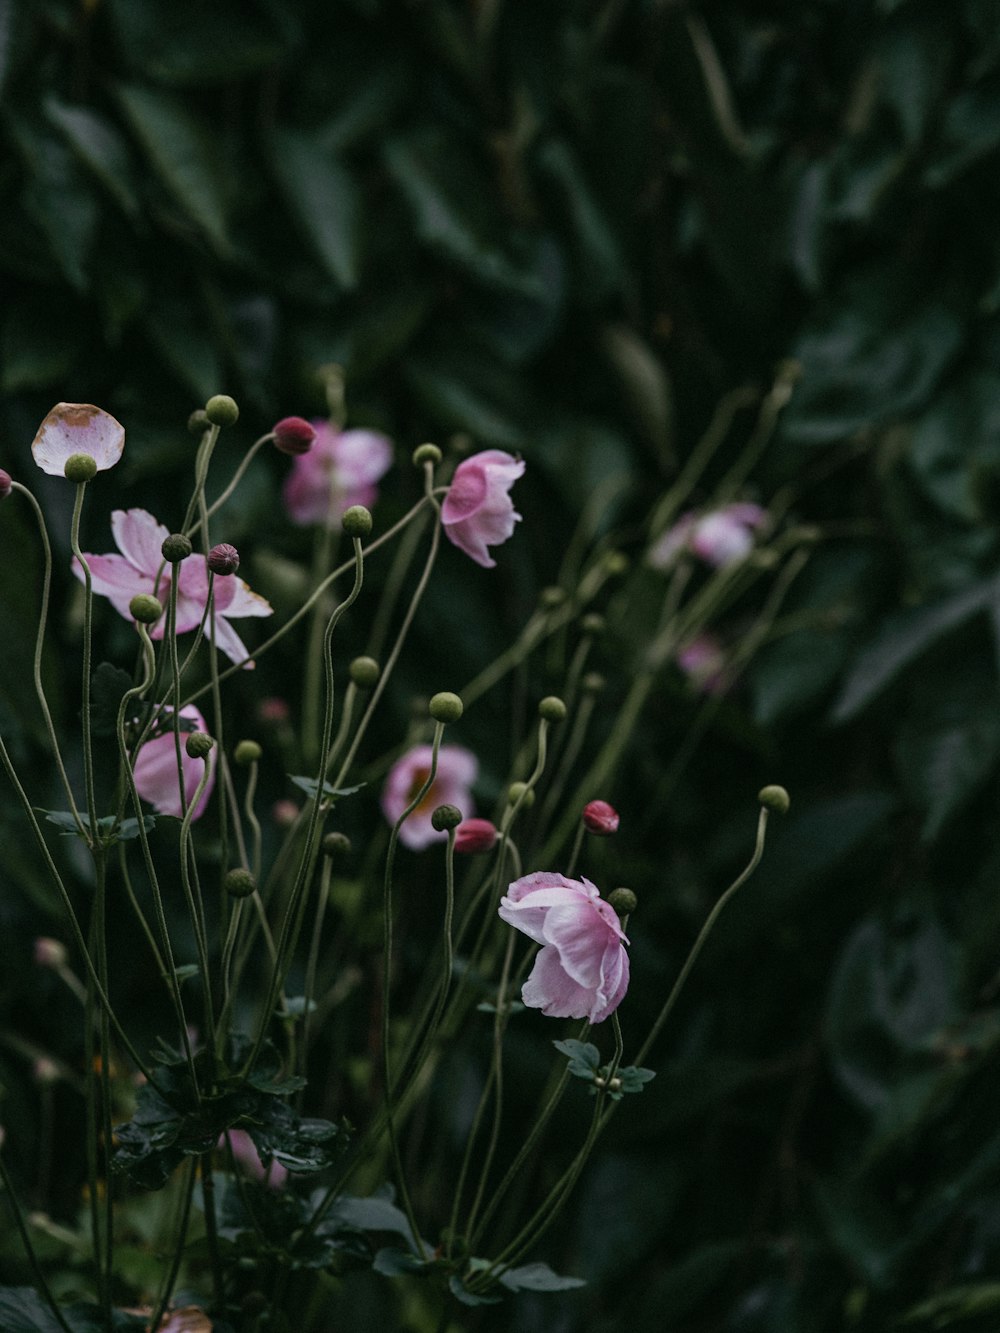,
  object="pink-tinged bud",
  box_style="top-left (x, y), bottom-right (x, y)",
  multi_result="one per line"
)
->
top-left (454, 818), bottom-right (498, 854)
top-left (207, 543), bottom-right (240, 575)
top-left (34, 937), bottom-right (67, 969)
top-left (583, 800), bottom-right (620, 836)
top-left (272, 799), bottom-right (299, 827)
top-left (273, 416), bottom-right (317, 456)
top-left (259, 696), bottom-right (290, 724)
top-left (33, 1057), bottom-right (59, 1085)
top-left (0, 470), bottom-right (11, 499)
